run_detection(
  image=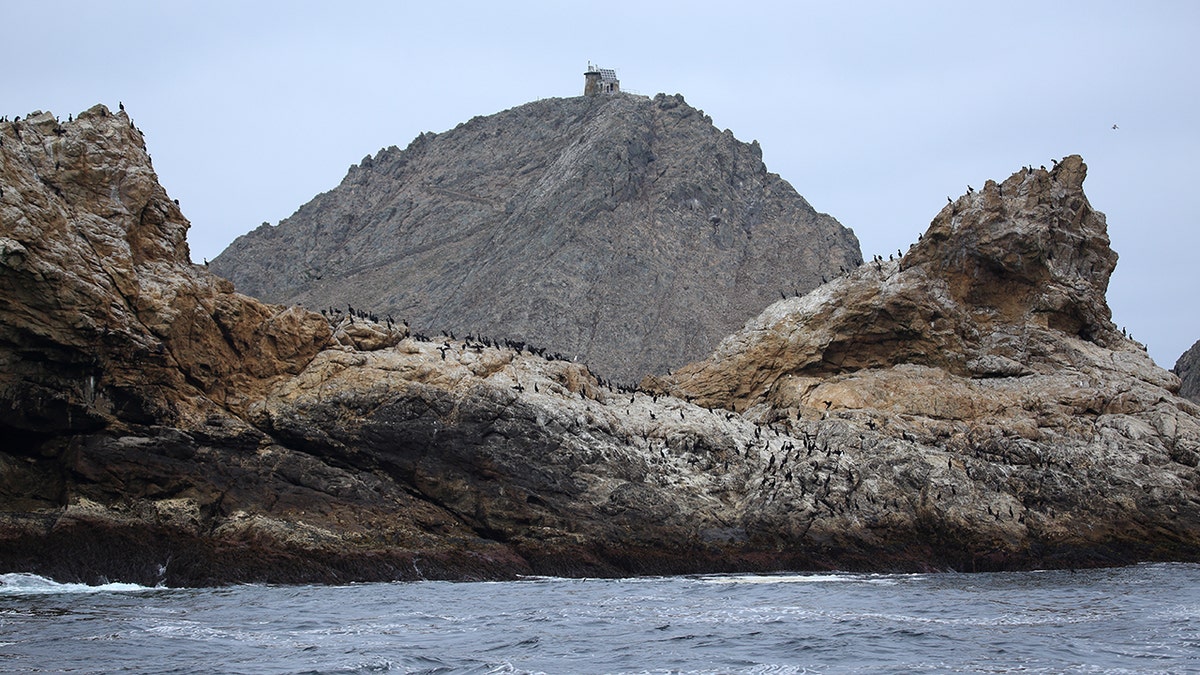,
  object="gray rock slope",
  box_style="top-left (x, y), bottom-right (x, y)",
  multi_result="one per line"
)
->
top-left (211, 94), bottom-right (861, 383)
top-left (1176, 340), bottom-right (1200, 403)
